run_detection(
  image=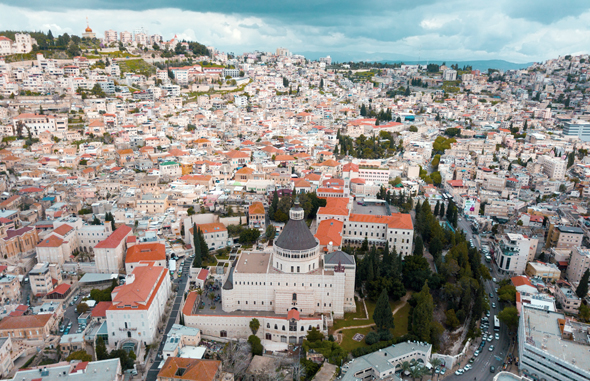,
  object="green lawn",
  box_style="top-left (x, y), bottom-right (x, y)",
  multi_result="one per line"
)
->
top-left (118, 59), bottom-right (156, 77)
top-left (340, 326), bottom-right (373, 352)
top-left (331, 300), bottom-right (368, 330)
top-left (338, 297), bottom-right (411, 352)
